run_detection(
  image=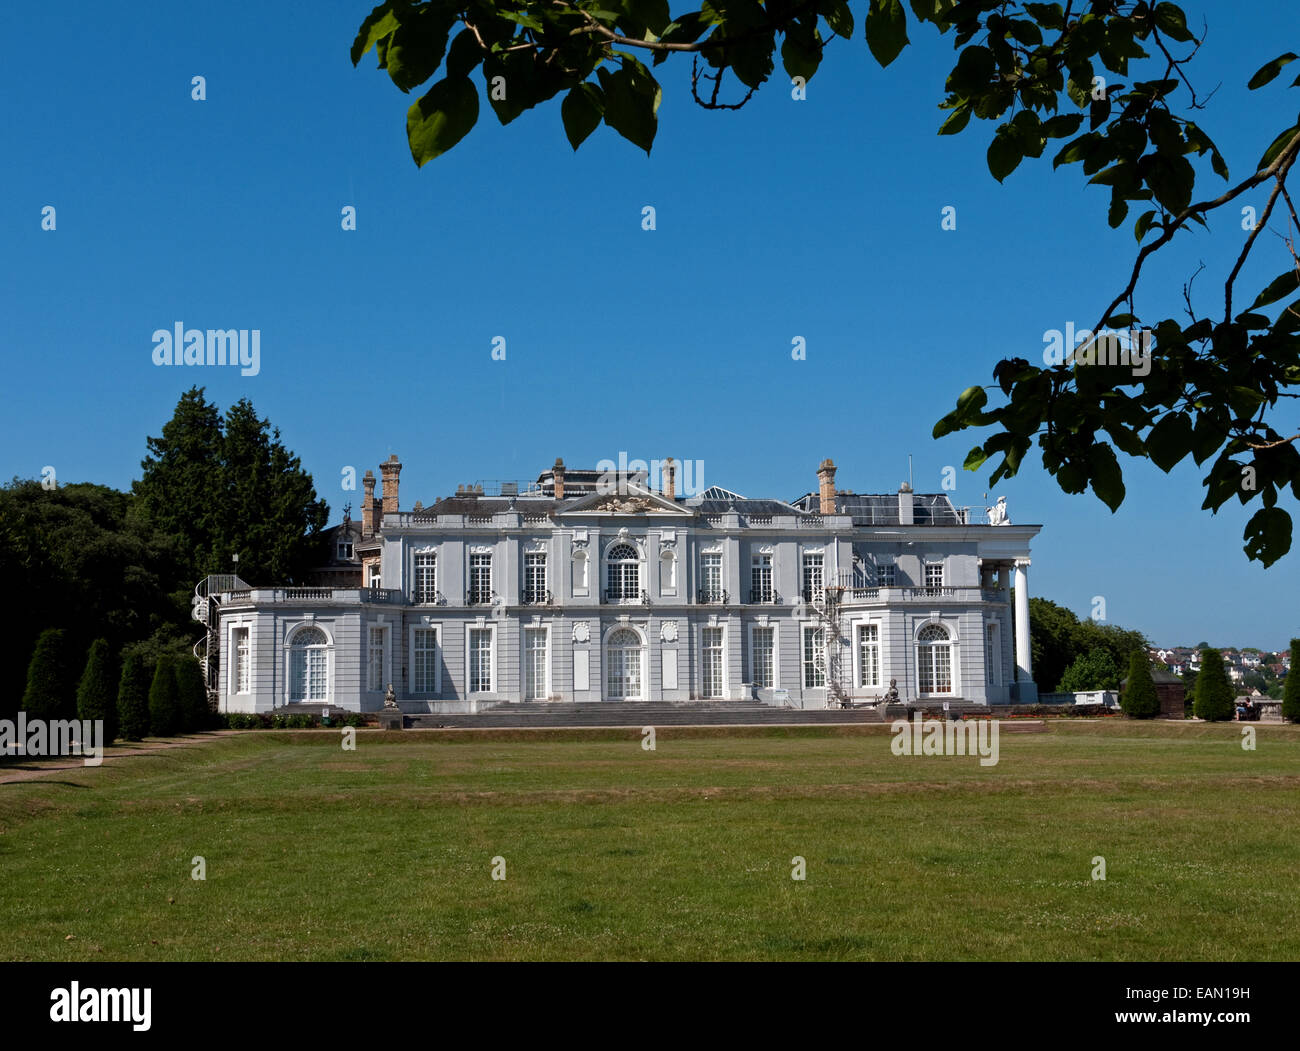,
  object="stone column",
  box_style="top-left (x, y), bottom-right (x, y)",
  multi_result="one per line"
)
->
top-left (1013, 559), bottom-right (1036, 701)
